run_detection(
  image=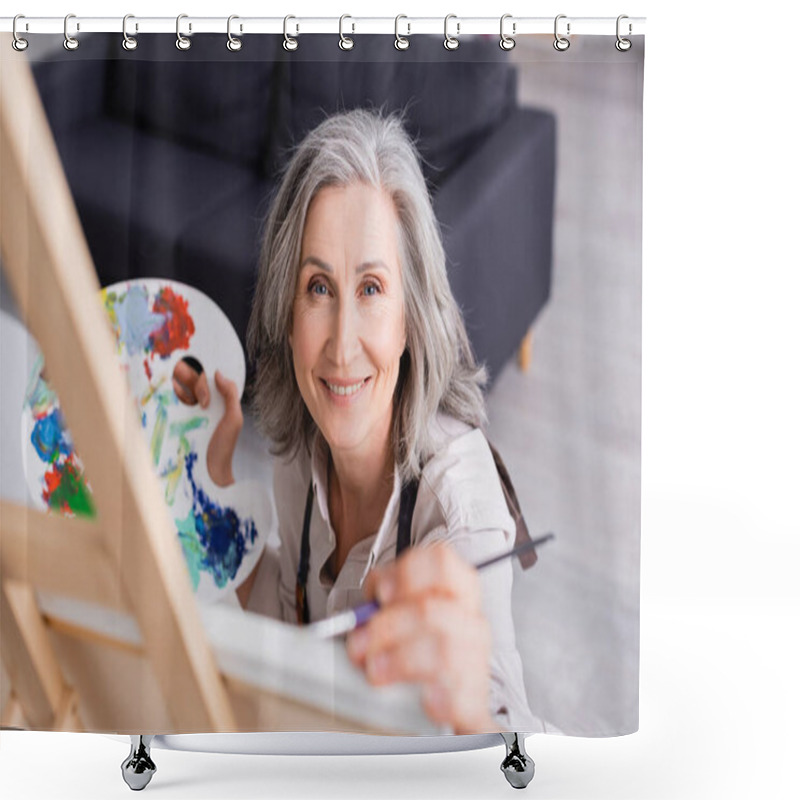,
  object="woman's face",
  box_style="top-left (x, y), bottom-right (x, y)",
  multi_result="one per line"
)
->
top-left (290, 182), bottom-right (406, 459)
